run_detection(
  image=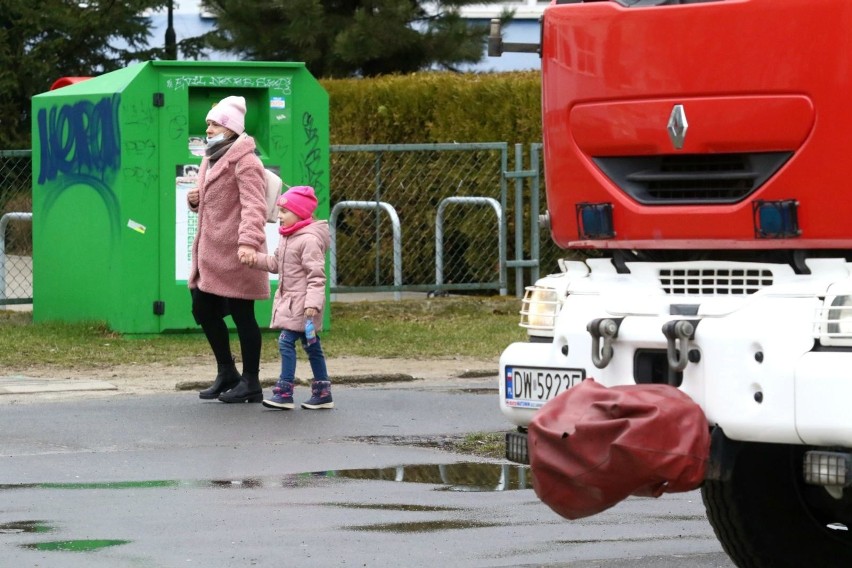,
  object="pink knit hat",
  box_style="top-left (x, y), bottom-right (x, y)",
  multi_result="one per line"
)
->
top-left (206, 96), bottom-right (246, 134)
top-left (277, 186), bottom-right (317, 219)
